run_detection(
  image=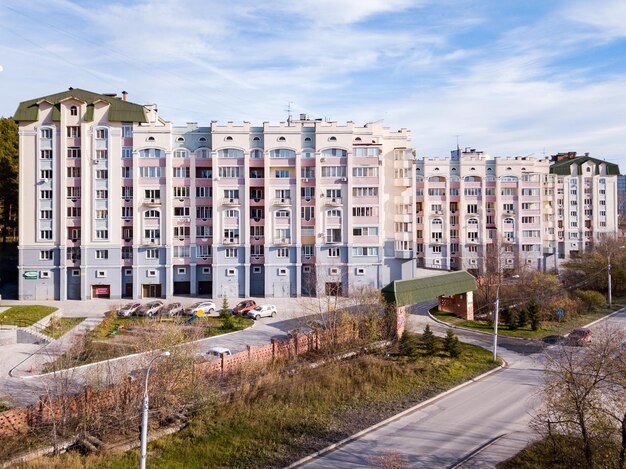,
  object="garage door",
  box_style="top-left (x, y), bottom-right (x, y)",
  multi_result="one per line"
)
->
top-left (173, 281), bottom-right (191, 295)
top-left (198, 281), bottom-right (212, 296)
